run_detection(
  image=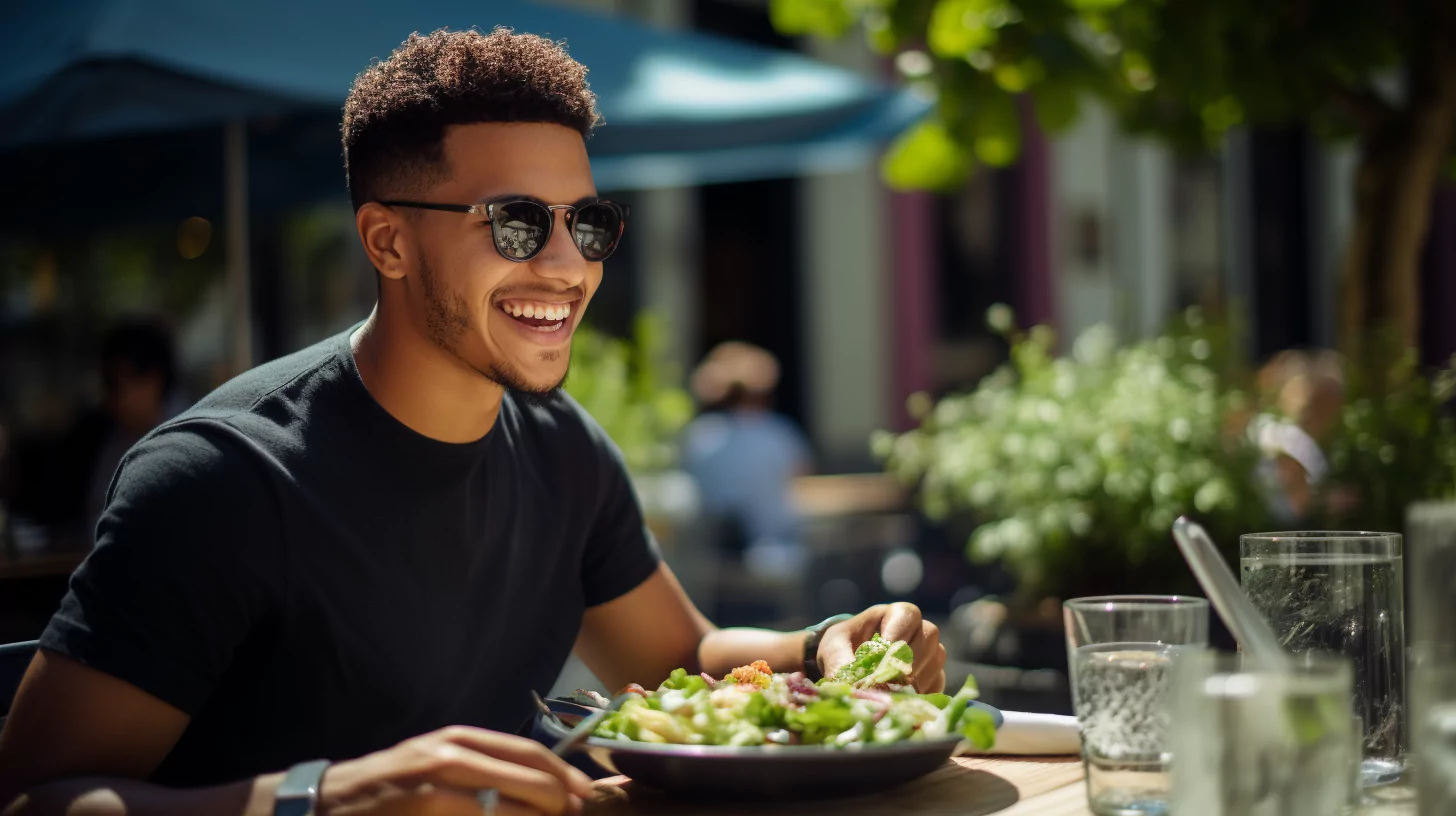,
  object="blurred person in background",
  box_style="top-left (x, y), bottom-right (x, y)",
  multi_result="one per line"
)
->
top-left (683, 341), bottom-right (813, 577)
top-left (0, 30), bottom-right (945, 816)
top-left (82, 320), bottom-right (186, 532)
top-left (2, 320), bottom-right (182, 549)
top-left (1250, 348), bottom-right (1348, 522)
